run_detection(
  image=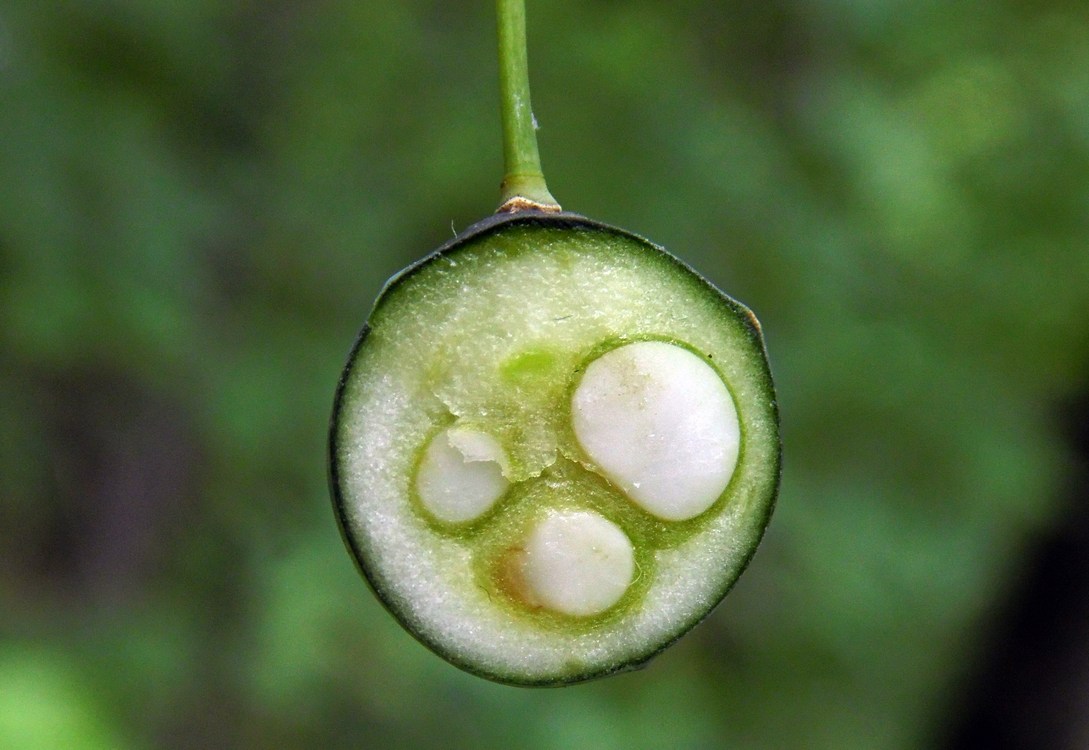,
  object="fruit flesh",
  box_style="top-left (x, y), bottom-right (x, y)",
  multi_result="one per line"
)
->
top-left (330, 213), bottom-right (779, 685)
